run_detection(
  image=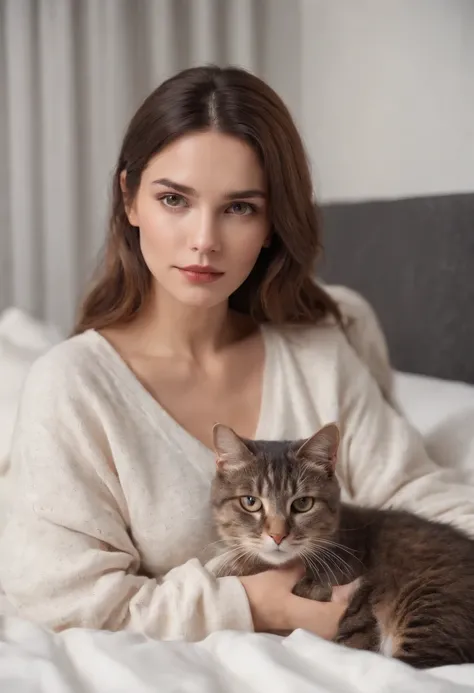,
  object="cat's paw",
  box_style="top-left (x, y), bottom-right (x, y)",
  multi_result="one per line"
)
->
top-left (293, 577), bottom-right (331, 602)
